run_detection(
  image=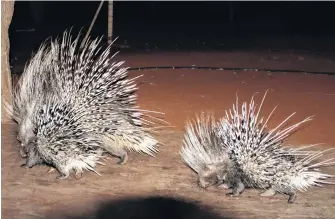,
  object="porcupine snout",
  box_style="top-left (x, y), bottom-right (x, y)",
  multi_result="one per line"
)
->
top-left (16, 134), bottom-right (27, 157)
top-left (17, 121), bottom-right (36, 158)
top-left (197, 167), bottom-right (219, 188)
